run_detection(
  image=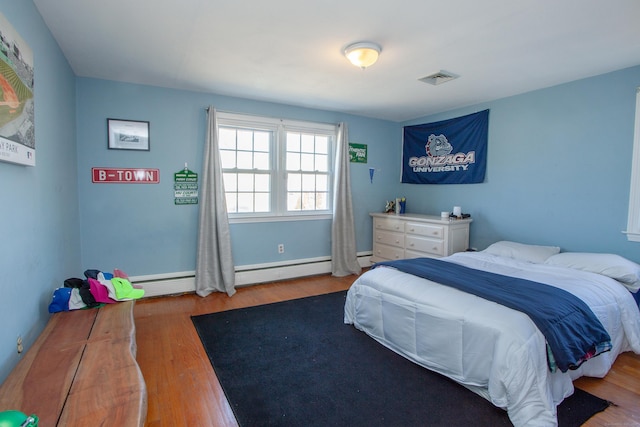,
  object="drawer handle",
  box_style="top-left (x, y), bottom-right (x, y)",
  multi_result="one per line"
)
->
top-left (409, 228), bottom-right (414, 232)
top-left (409, 243), bottom-right (414, 247)
top-left (395, 239), bottom-right (400, 244)
top-left (433, 246), bottom-right (438, 251)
